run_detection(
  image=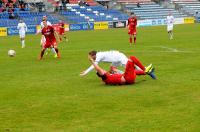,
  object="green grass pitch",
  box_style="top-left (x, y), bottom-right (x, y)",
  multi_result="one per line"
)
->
top-left (0, 24), bottom-right (200, 131)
